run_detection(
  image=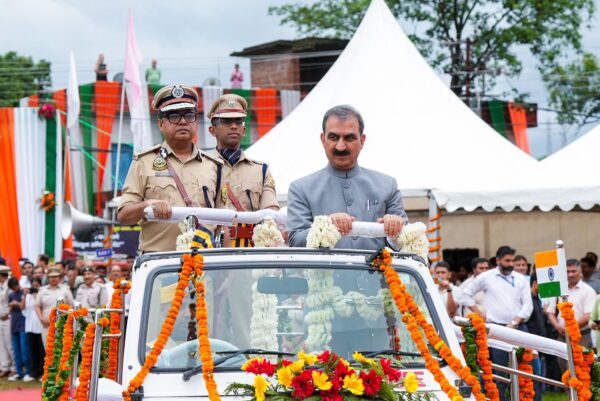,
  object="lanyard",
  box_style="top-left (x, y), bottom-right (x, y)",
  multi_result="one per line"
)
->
top-left (497, 274), bottom-right (515, 287)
